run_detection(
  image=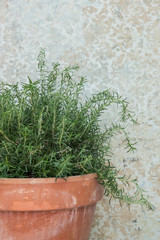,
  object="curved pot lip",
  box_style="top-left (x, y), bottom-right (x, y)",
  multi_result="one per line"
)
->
top-left (0, 173), bottom-right (98, 184)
